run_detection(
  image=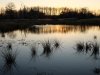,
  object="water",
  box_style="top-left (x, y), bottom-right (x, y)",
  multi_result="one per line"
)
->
top-left (0, 25), bottom-right (100, 75)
